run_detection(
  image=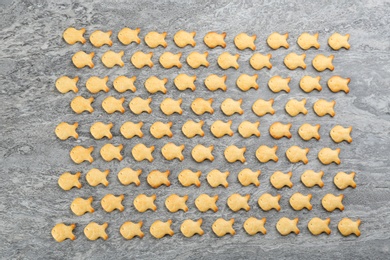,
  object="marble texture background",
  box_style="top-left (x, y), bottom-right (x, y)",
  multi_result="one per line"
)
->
top-left (1, 0), bottom-right (390, 259)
